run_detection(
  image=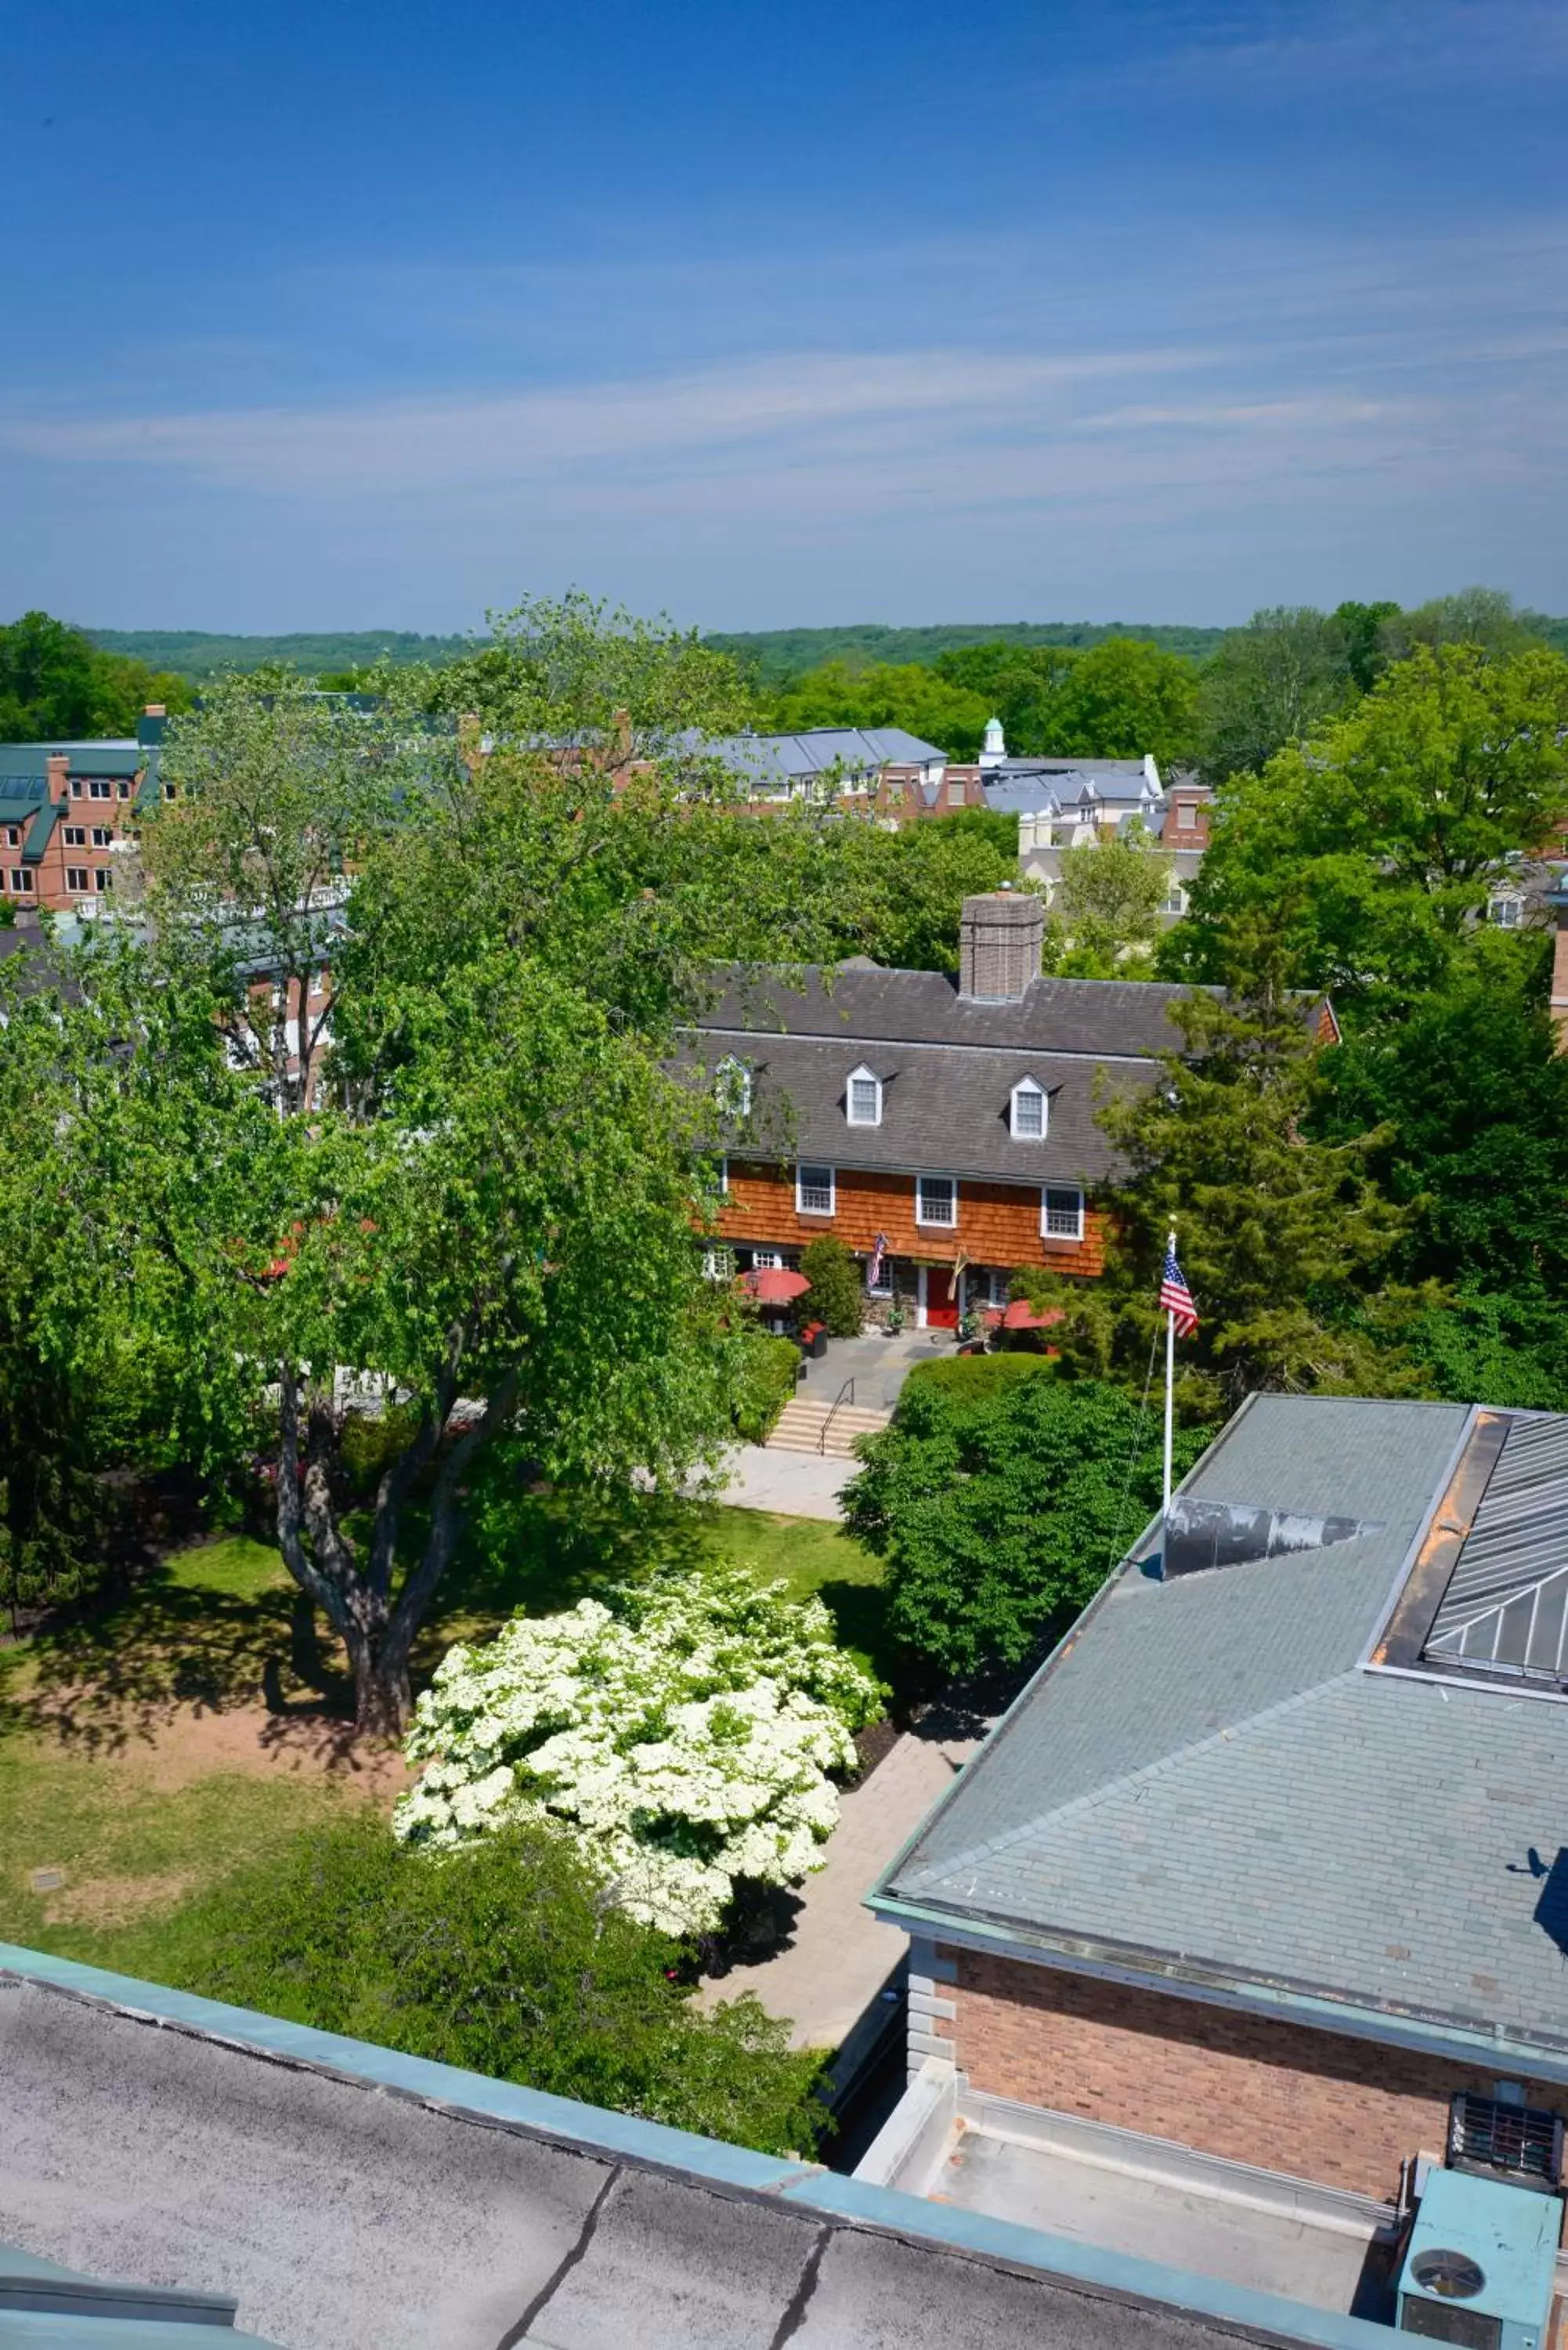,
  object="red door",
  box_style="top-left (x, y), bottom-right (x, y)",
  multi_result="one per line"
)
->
top-left (925, 1268), bottom-right (959, 1329)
